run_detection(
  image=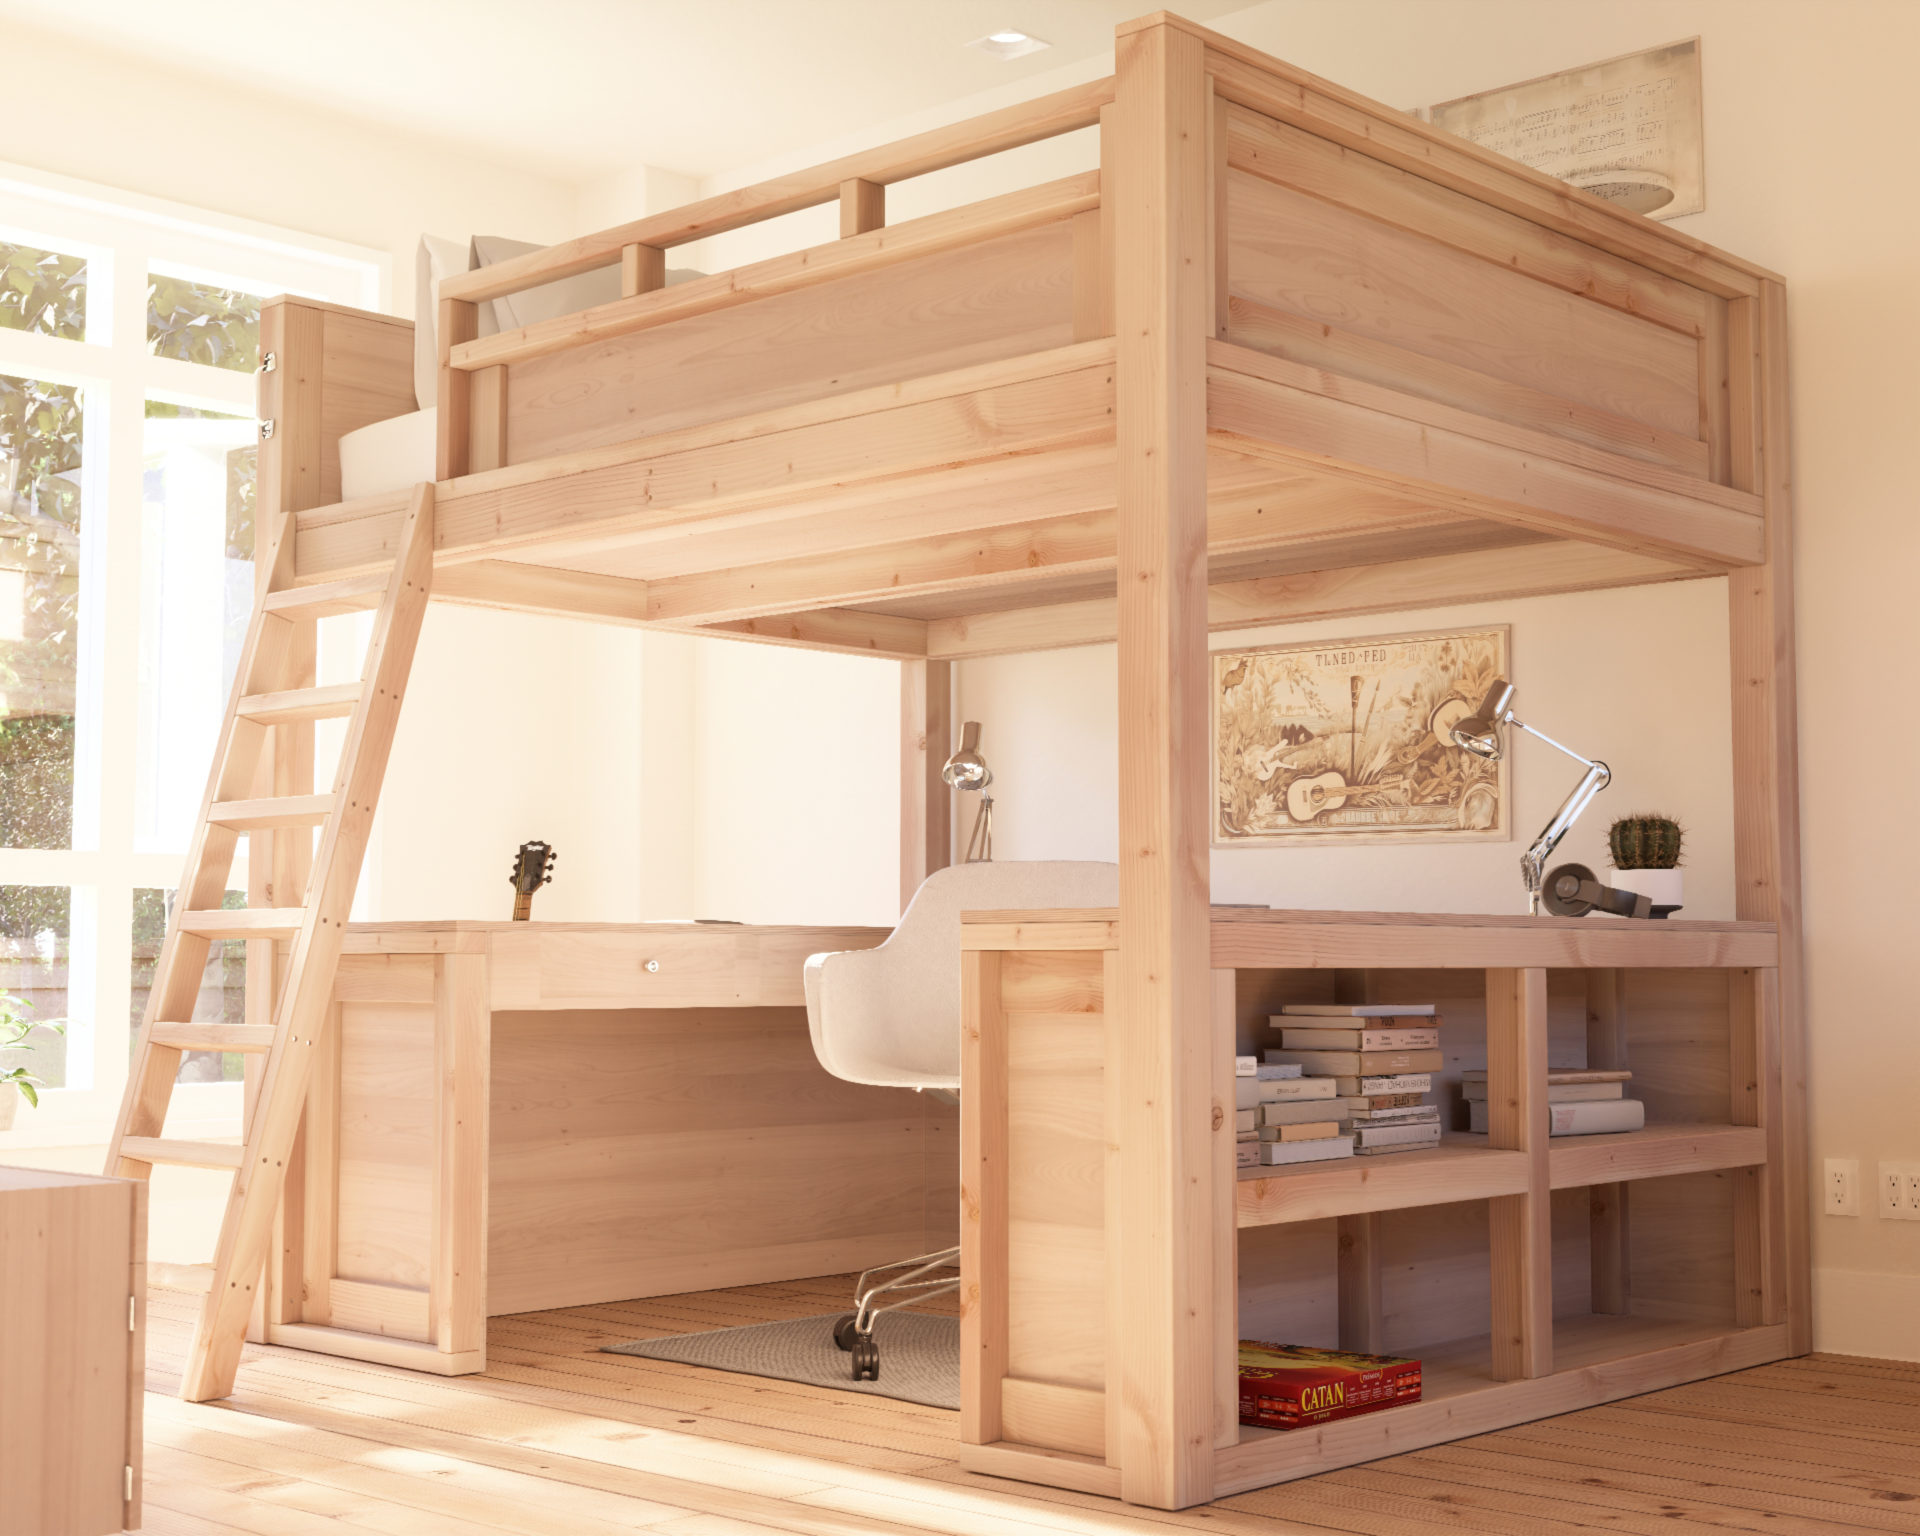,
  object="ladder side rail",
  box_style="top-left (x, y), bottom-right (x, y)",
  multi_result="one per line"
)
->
top-left (181, 481), bottom-right (435, 1403)
top-left (108, 507), bottom-right (305, 1173)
